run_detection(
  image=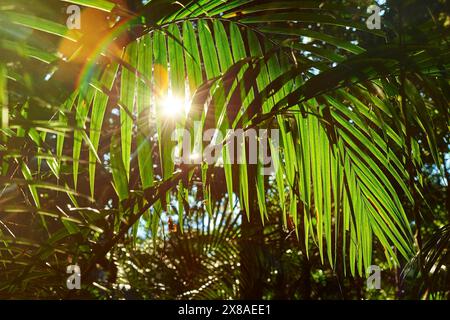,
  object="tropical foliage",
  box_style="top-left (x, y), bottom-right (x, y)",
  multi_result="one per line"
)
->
top-left (0, 0), bottom-right (449, 299)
